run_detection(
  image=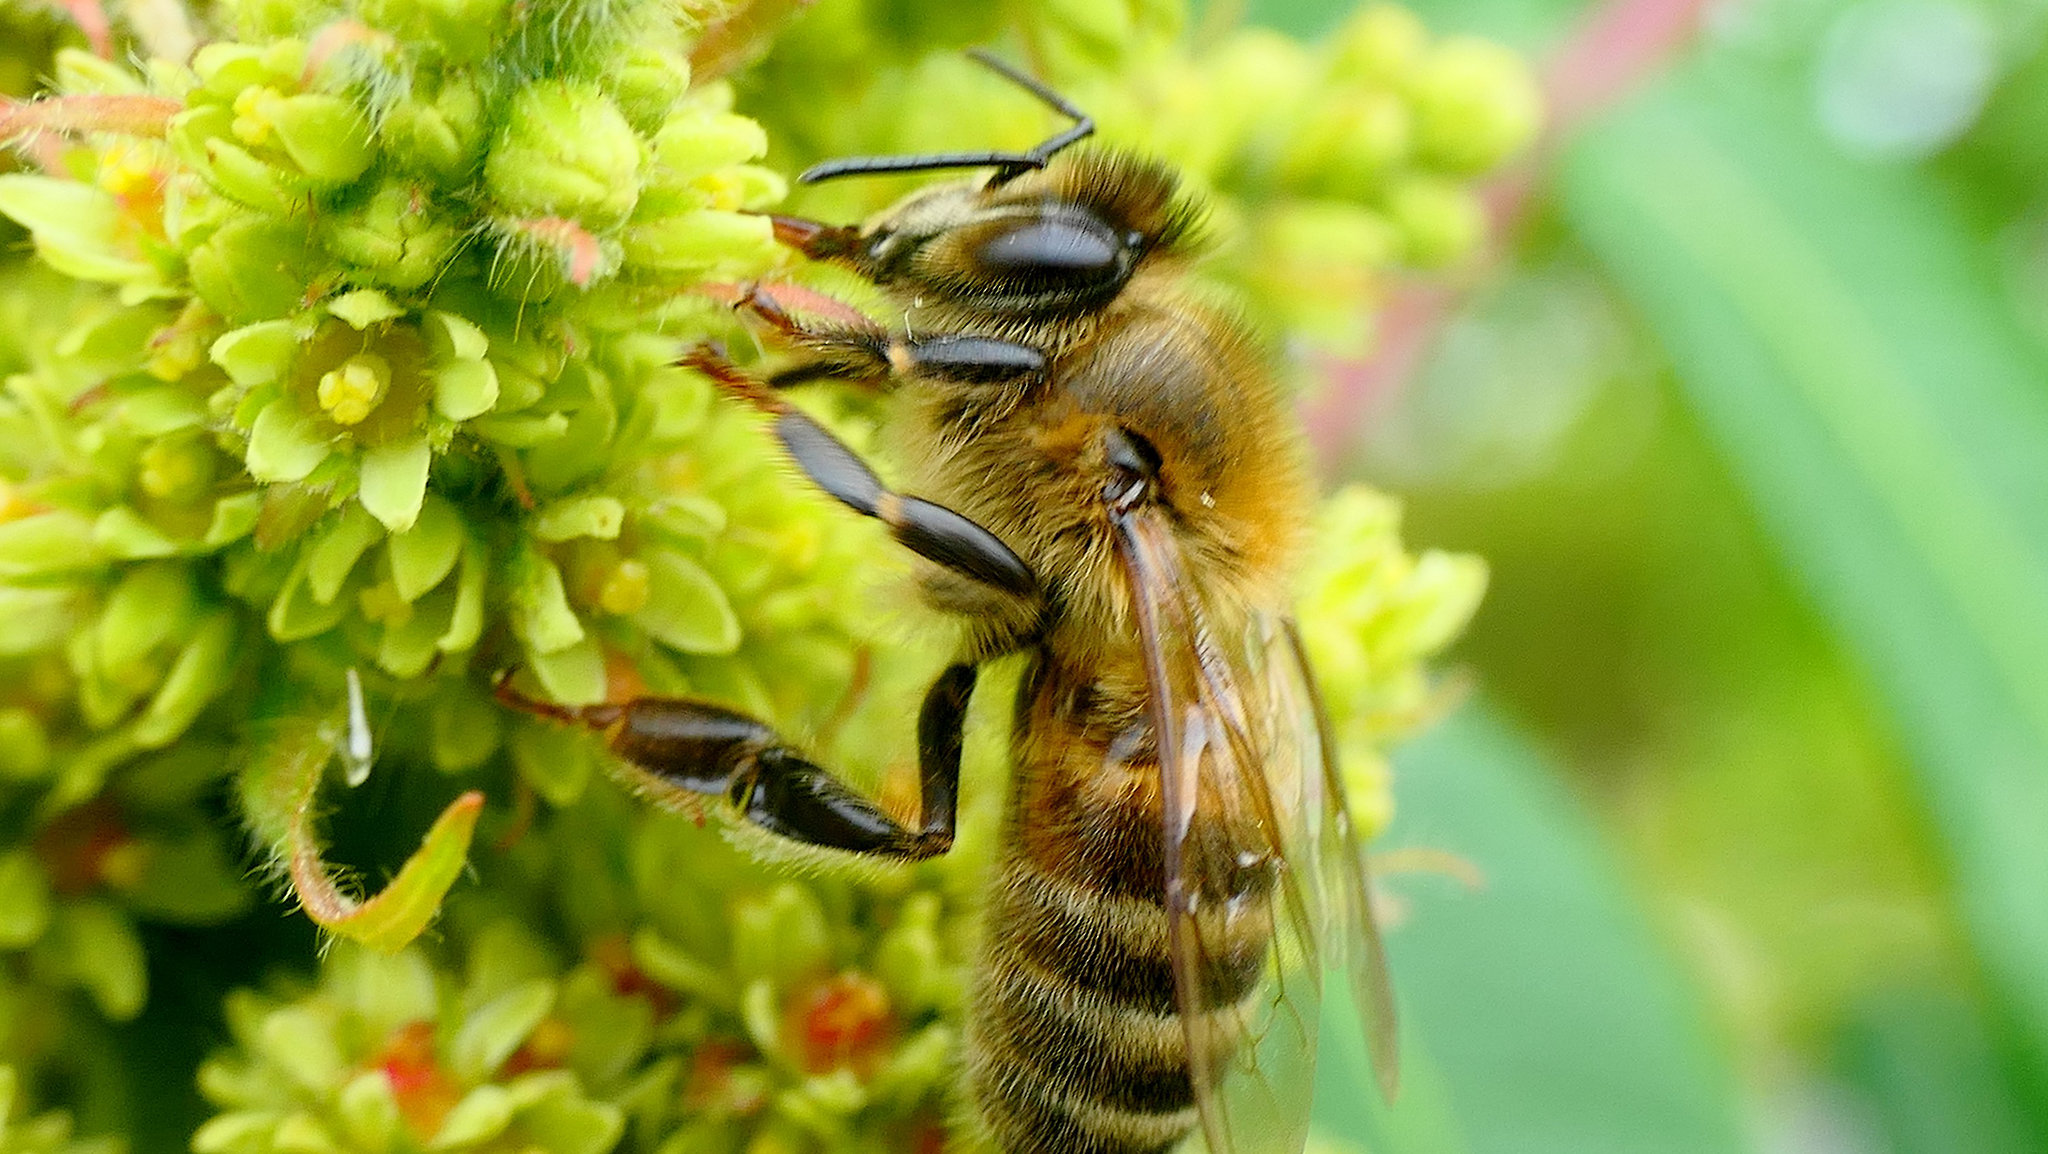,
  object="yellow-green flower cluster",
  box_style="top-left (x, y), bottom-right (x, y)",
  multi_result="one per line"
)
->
top-left (0, 0), bottom-right (1519, 1147)
top-left (1297, 486), bottom-right (1487, 835)
top-left (196, 782), bottom-right (981, 1154)
top-left (745, 2), bottom-right (1540, 354)
top-left (0, 1065), bottom-right (119, 1154)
